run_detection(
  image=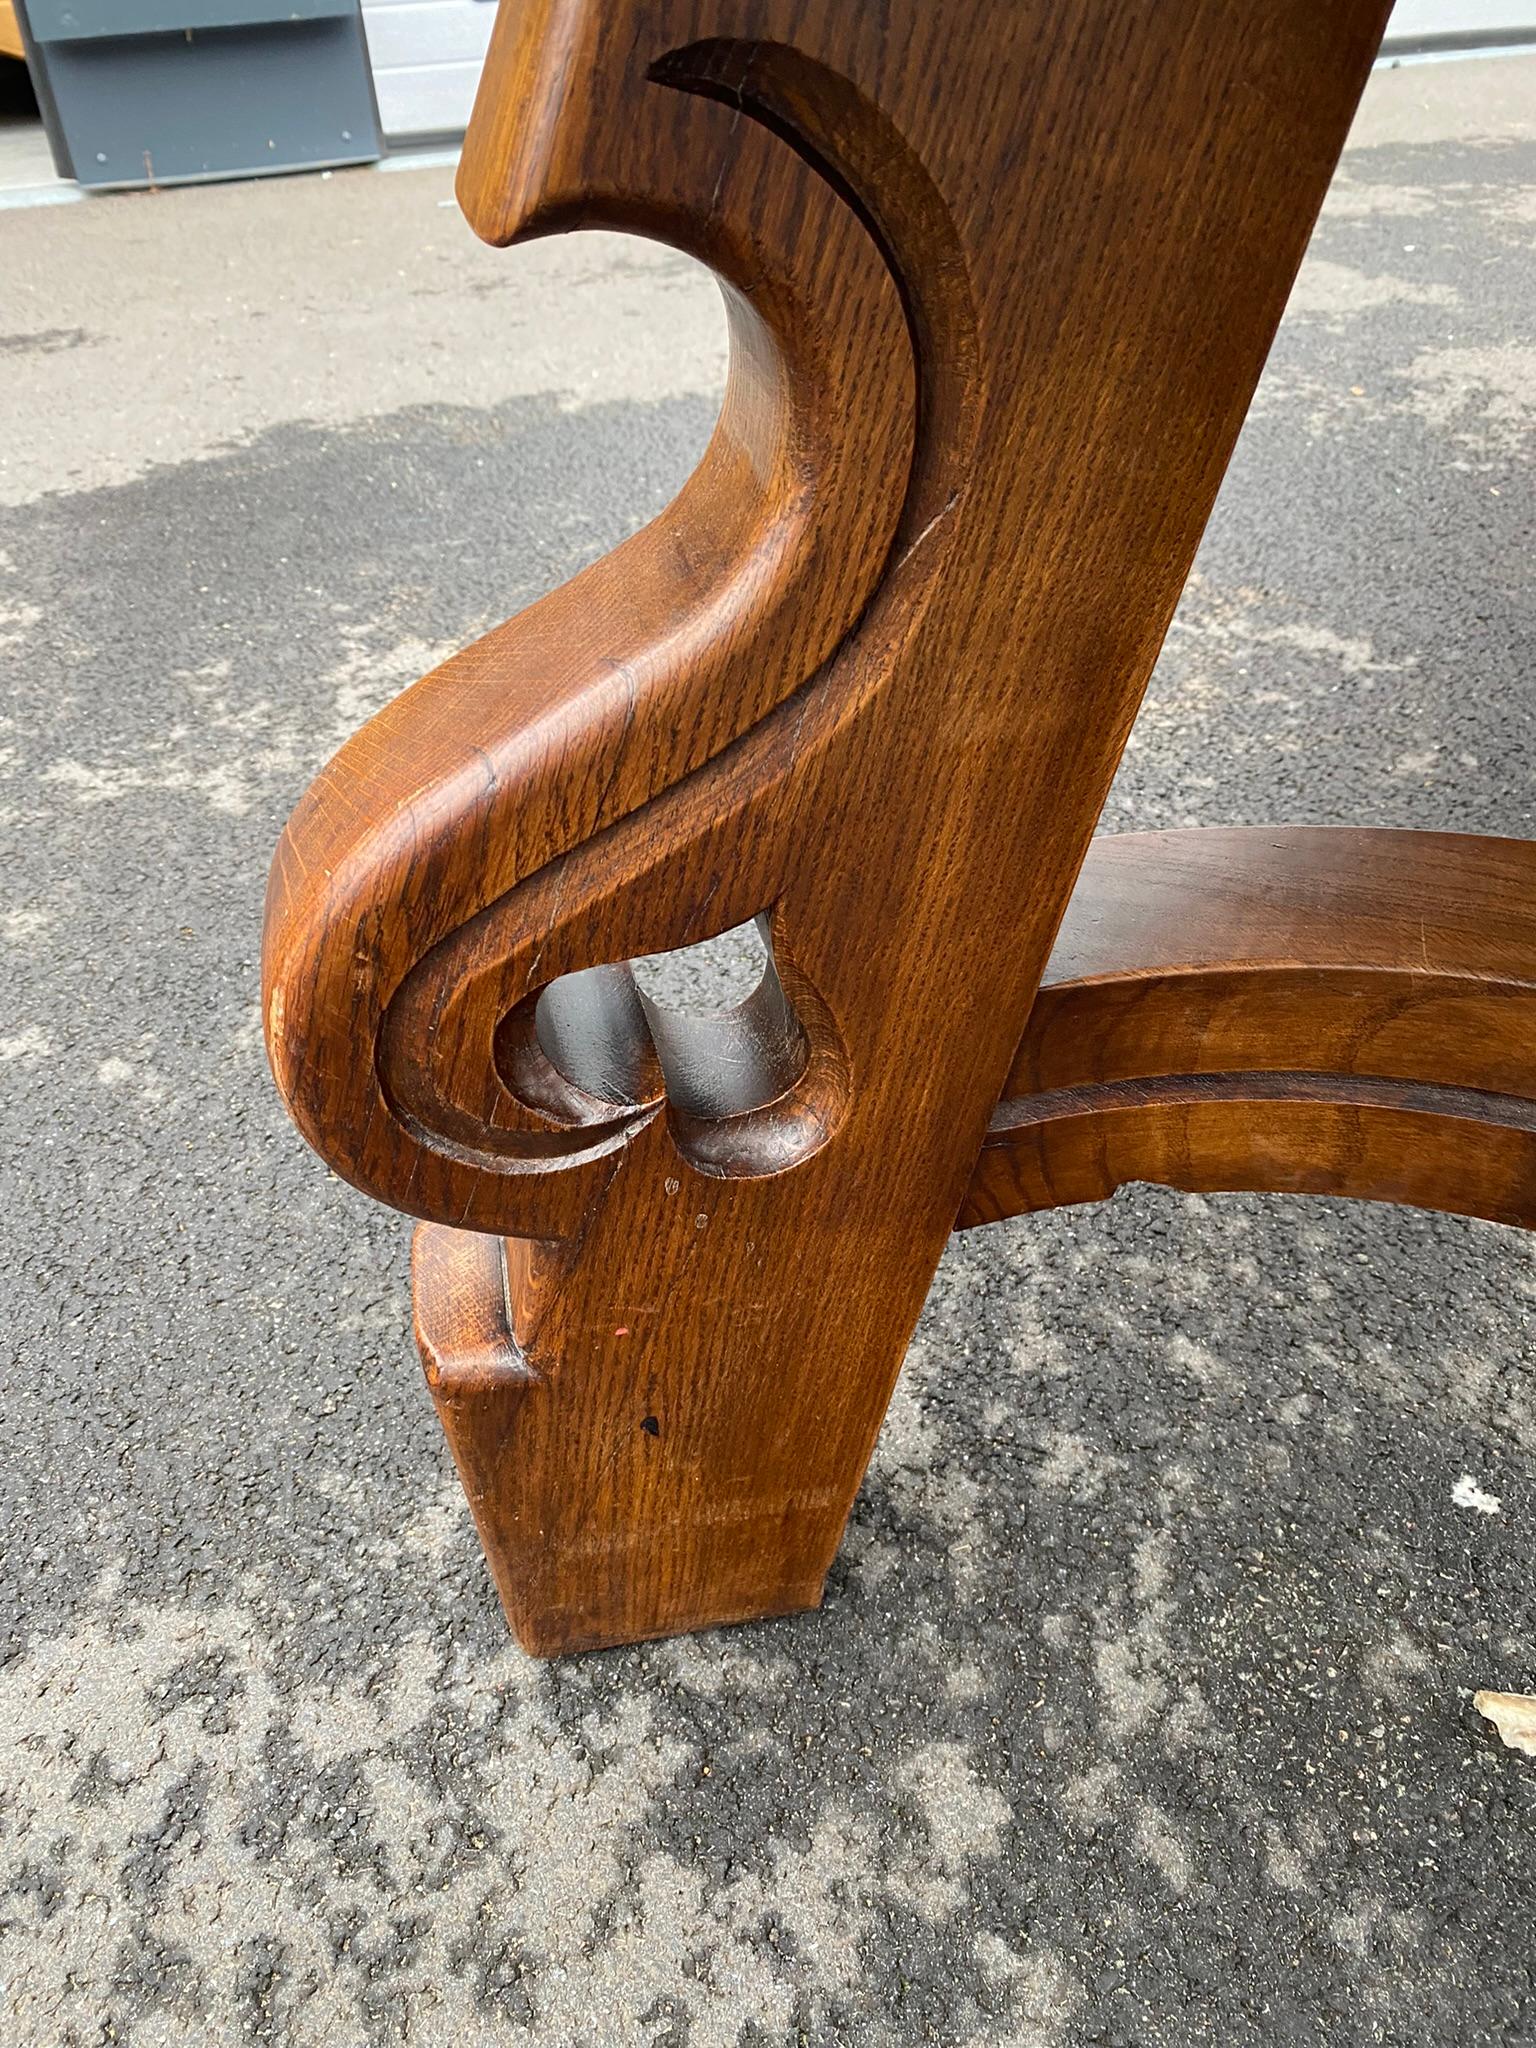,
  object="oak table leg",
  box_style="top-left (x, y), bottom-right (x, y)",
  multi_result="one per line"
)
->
top-left (264, 0), bottom-right (1409, 1653)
